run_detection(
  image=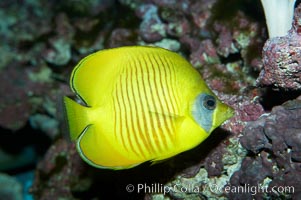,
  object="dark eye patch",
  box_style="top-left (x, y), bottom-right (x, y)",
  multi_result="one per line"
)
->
top-left (203, 95), bottom-right (216, 110)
